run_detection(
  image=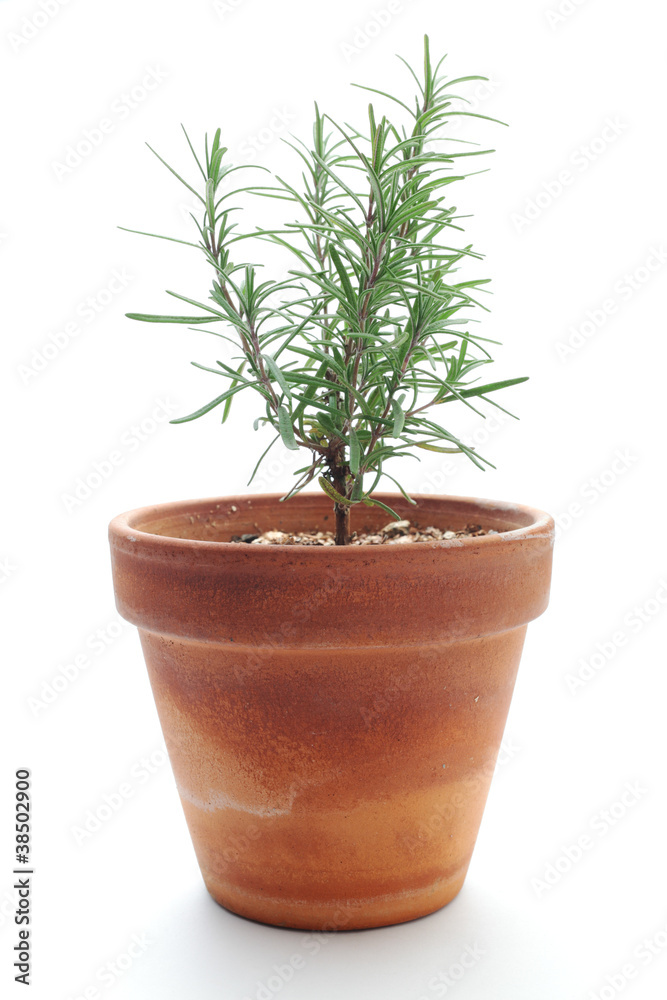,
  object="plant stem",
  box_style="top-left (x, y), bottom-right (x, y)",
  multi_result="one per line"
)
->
top-left (333, 471), bottom-right (351, 545)
top-left (329, 441), bottom-right (351, 545)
